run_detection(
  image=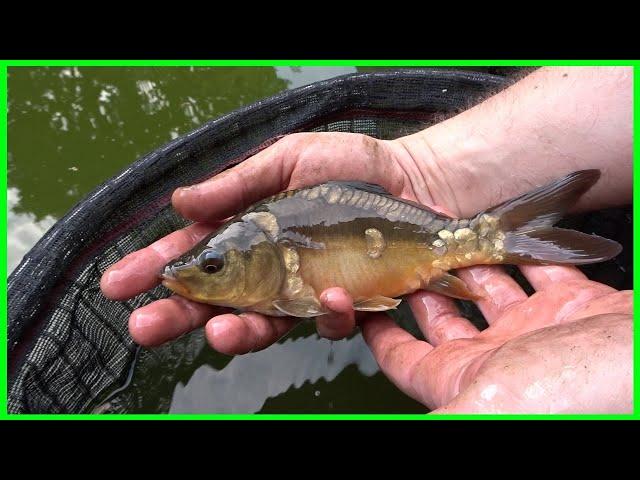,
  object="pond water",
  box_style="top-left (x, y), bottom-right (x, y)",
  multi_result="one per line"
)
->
top-left (8, 67), bottom-right (366, 271)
